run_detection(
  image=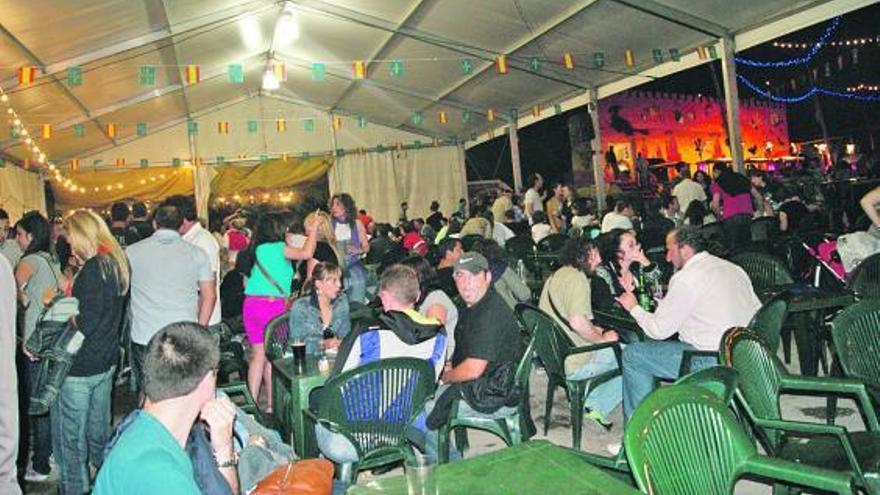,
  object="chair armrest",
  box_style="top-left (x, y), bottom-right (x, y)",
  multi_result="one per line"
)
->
top-left (741, 456), bottom-right (854, 494)
top-left (753, 417), bottom-right (863, 476)
top-left (302, 410), bottom-right (365, 459)
top-left (678, 350), bottom-right (719, 377)
top-left (780, 375), bottom-right (880, 430)
top-left (569, 342), bottom-right (622, 368)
